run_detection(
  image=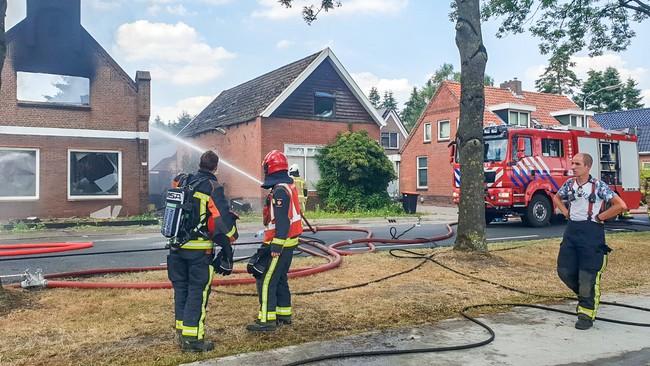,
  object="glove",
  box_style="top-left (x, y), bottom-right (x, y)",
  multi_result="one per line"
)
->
top-left (214, 243), bottom-right (233, 276)
top-left (247, 246), bottom-right (269, 278)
